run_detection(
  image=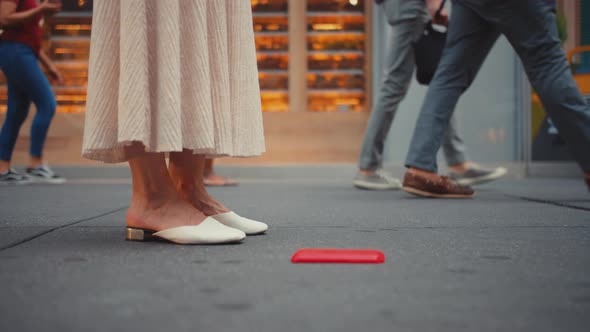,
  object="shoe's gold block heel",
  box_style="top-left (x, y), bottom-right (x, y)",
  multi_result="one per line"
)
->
top-left (126, 228), bottom-right (156, 241)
